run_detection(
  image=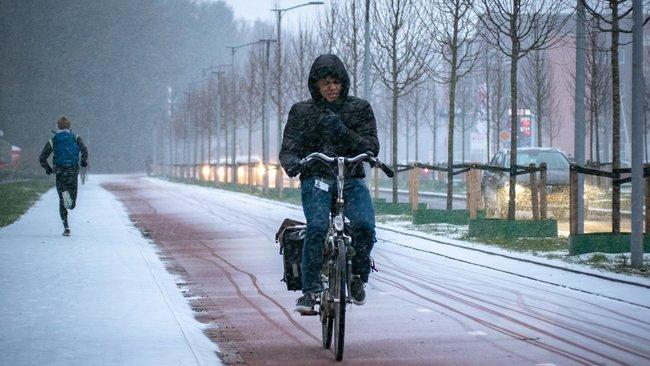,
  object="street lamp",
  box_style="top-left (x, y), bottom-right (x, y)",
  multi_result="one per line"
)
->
top-left (226, 39), bottom-right (277, 190)
top-left (258, 38), bottom-right (277, 193)
top-left (200, 64), bottom-right (231, 181)
top-left (271, 1), bottom-right (324, 191)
